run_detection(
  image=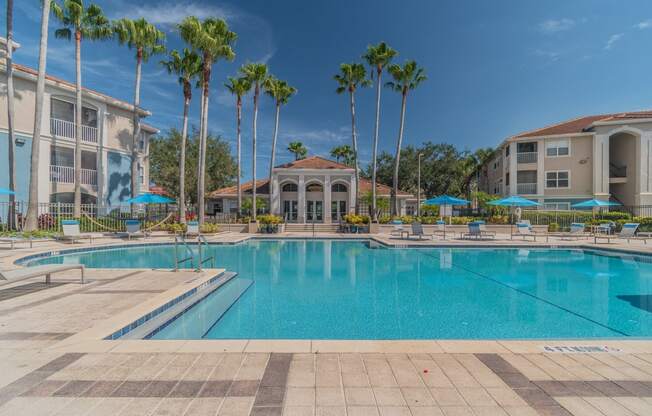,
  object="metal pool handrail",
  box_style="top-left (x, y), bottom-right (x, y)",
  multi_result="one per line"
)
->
top-left (196, 235), bottom-right (215, 272)
top-left (174, 235), bottom-right (194, 271)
